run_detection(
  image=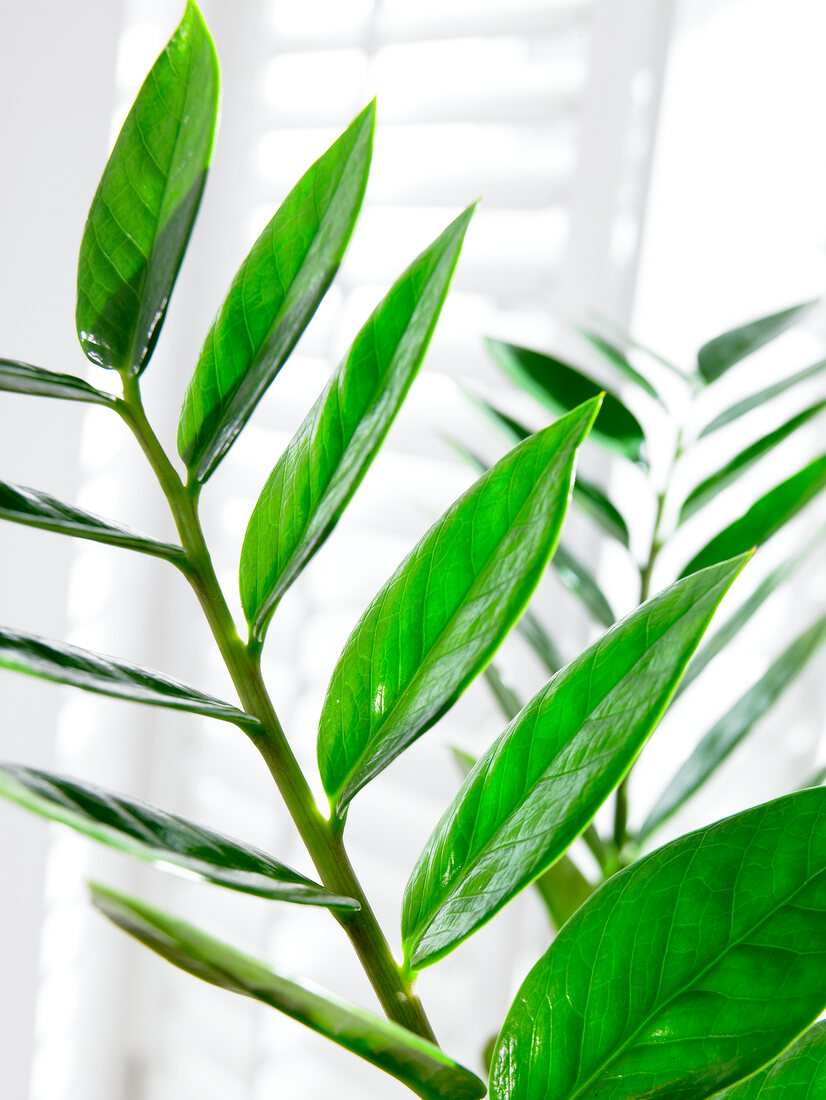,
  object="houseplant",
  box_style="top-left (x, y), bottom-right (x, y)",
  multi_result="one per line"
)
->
top-left (1, 5), bottom-right (825, 1096)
